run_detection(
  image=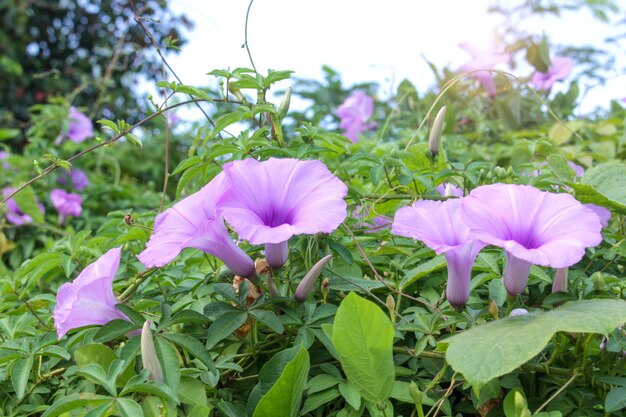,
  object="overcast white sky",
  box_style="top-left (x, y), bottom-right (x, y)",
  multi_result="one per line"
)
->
top-left (164, 1), bottom-right (626, 114)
